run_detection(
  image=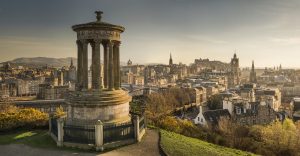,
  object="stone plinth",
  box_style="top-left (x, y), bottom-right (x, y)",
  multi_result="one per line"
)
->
top-left (66, 89), bottom-right (132, 125)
